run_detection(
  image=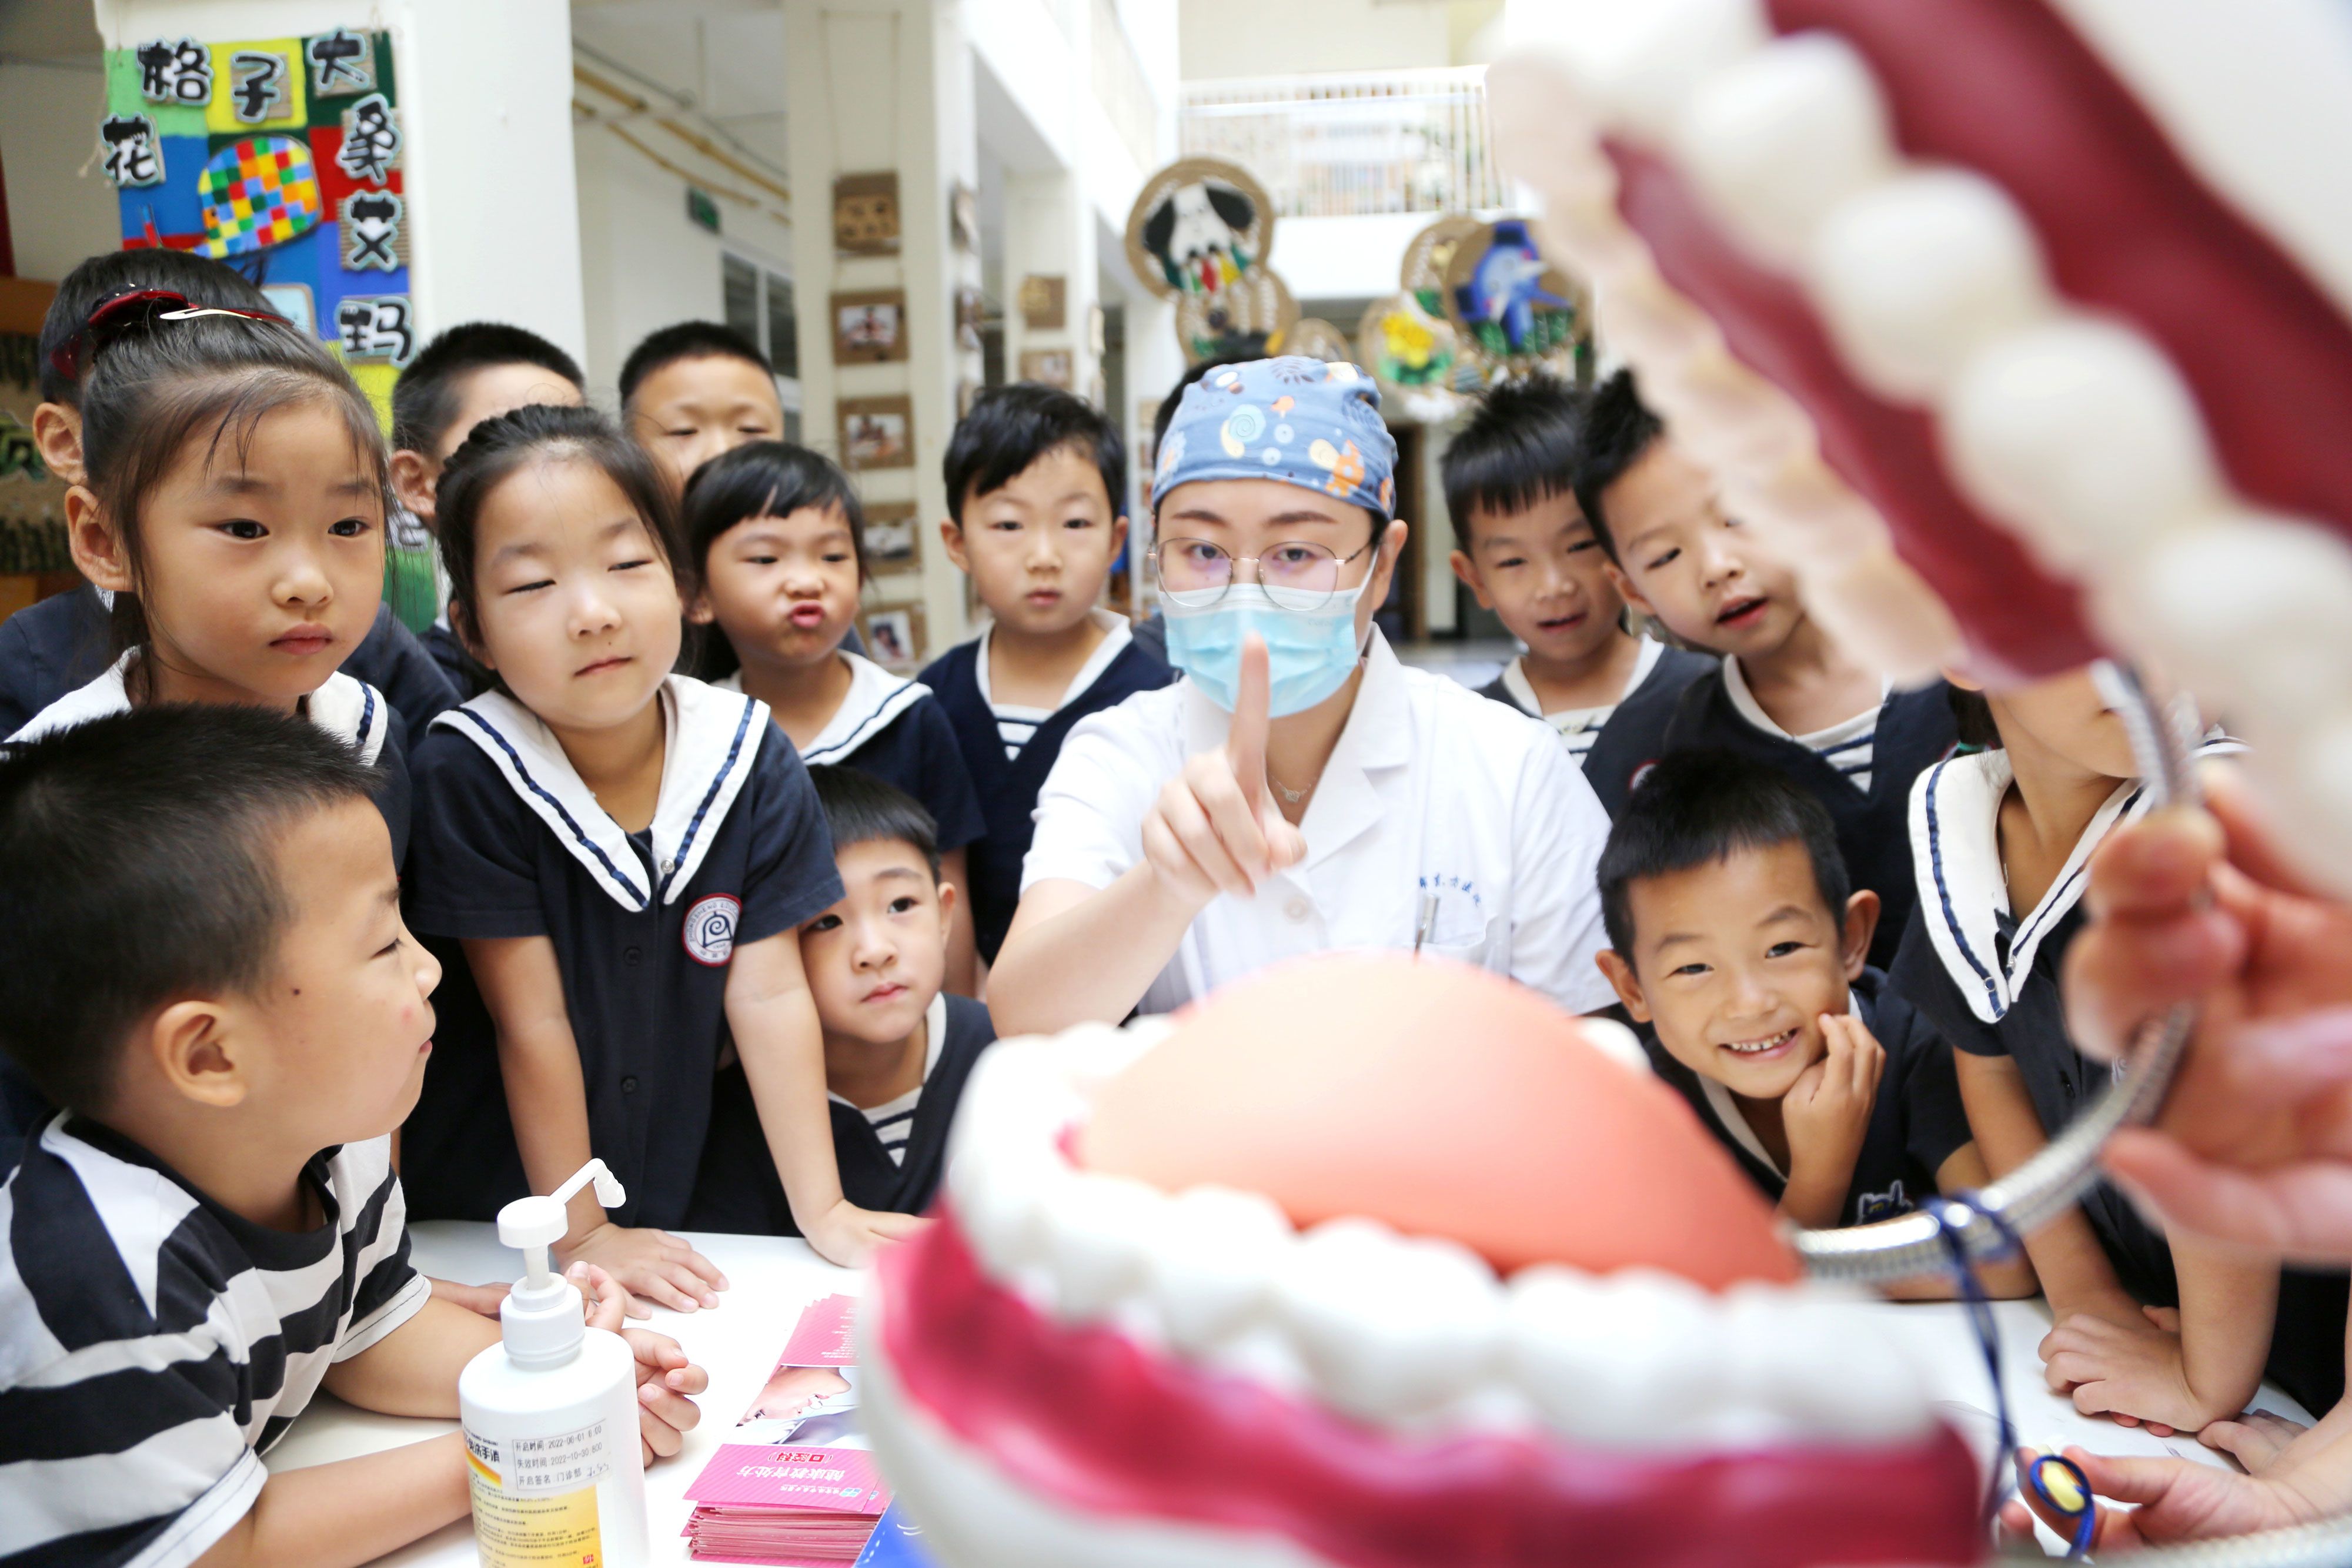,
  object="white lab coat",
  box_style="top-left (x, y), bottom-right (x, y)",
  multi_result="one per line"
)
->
top-left (1023, 630), bottom-right (1618, 1016)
